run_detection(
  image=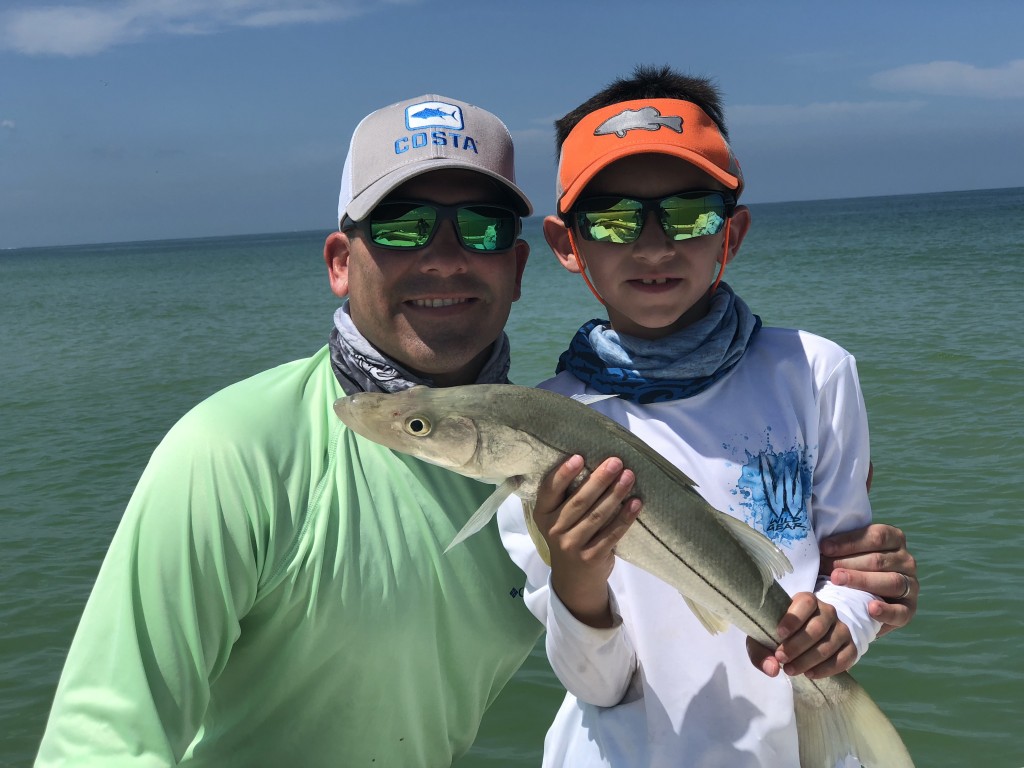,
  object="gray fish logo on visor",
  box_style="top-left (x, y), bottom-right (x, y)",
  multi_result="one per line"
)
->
top-left (594, 106), bottom-right (683, 138)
